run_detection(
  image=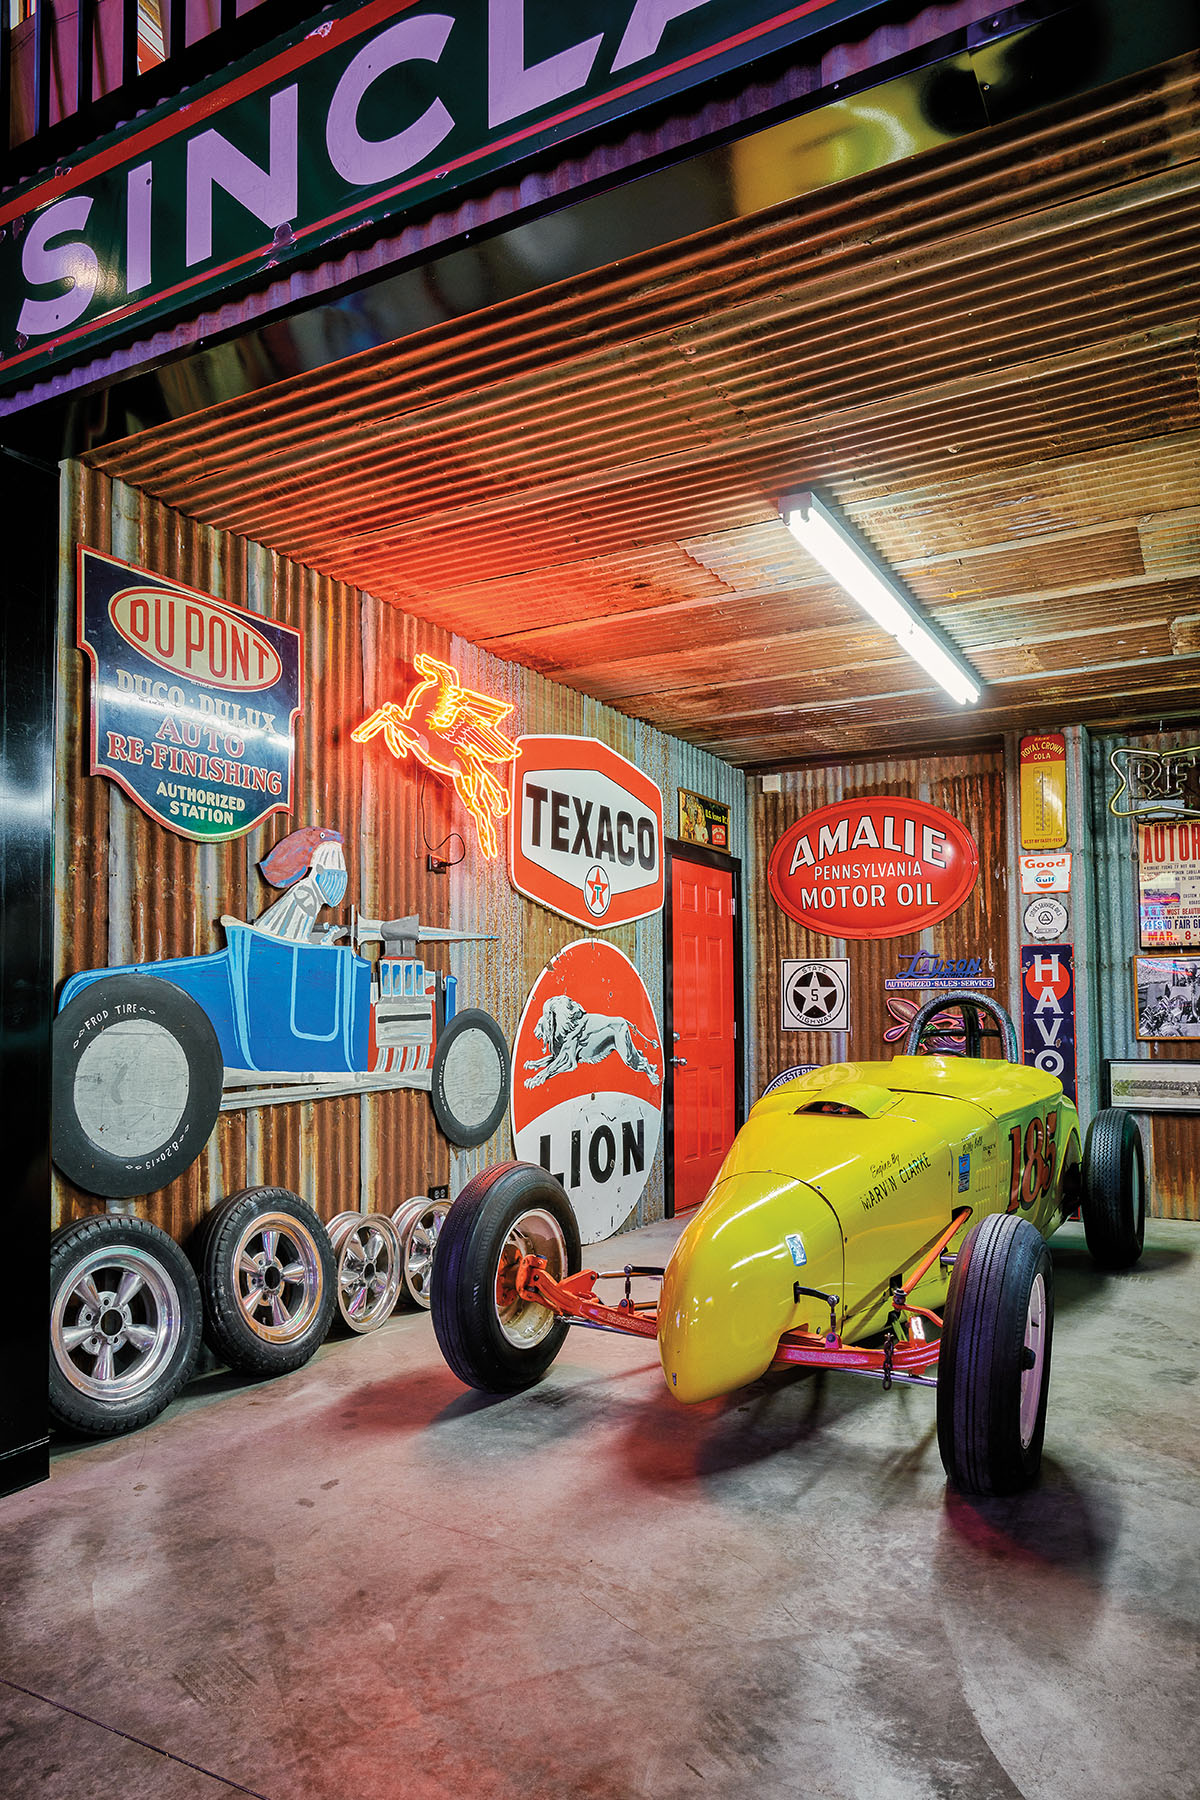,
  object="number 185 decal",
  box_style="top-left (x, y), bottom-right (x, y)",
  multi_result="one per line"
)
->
top-left (1008, 1109), bottom-right (1059, 1212)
